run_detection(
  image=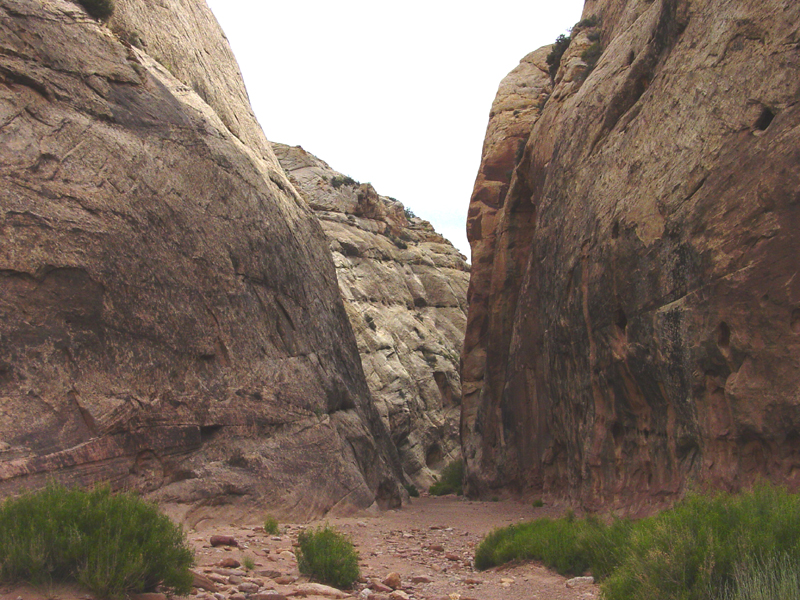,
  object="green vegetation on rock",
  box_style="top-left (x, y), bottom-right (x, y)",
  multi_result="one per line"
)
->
top-left (429, 459), bottom-right (464, 496)
top-left (297, 524), bottom-right (360, 589)
top-left (0, 484), bottom-right (193, 599)
top-left (76, 0), bottom-right (114, 20)
top-left (475, 484), bottom-right (800, 600)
